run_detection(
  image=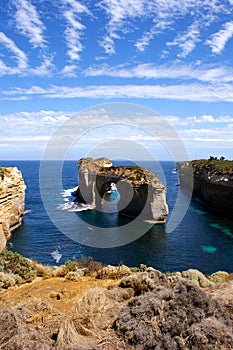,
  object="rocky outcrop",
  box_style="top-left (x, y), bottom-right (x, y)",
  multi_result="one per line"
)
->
top-left (75, 157), bottom-right (168, 223)
top-left (178, 159), bottom-right (233, 219)
top-left (0, 167), bottom-right (26, 251)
